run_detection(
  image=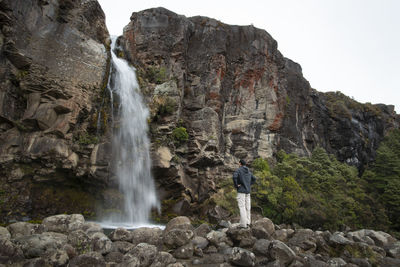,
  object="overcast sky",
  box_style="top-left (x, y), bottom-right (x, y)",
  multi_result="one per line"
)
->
top-left (98, 0), bottom-right (399, 113)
